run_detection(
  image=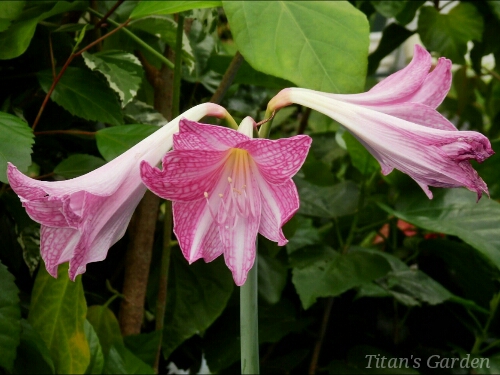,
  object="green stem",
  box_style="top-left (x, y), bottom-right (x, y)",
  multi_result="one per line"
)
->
top-left (87, 8), bottom-right (174, 70)
top-left (240, 244), bottom-right (259, 374)
top-left (471, 292), bottom-right (500, 354)
top-left (259, 108), bottom-right (275, 139)
top-left (172, 15), bottom-right (184, 118)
